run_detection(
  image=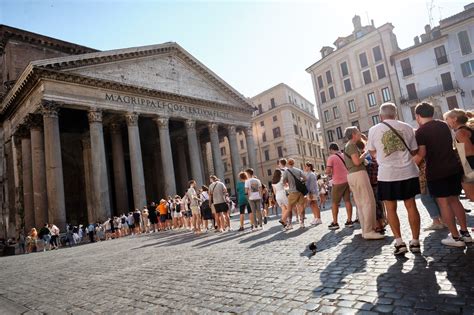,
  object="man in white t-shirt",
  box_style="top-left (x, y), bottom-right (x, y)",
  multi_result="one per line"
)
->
top-left (367, 102), bottom-right (421, 255)
top-left (245, 168), bottom-right (263, 230)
